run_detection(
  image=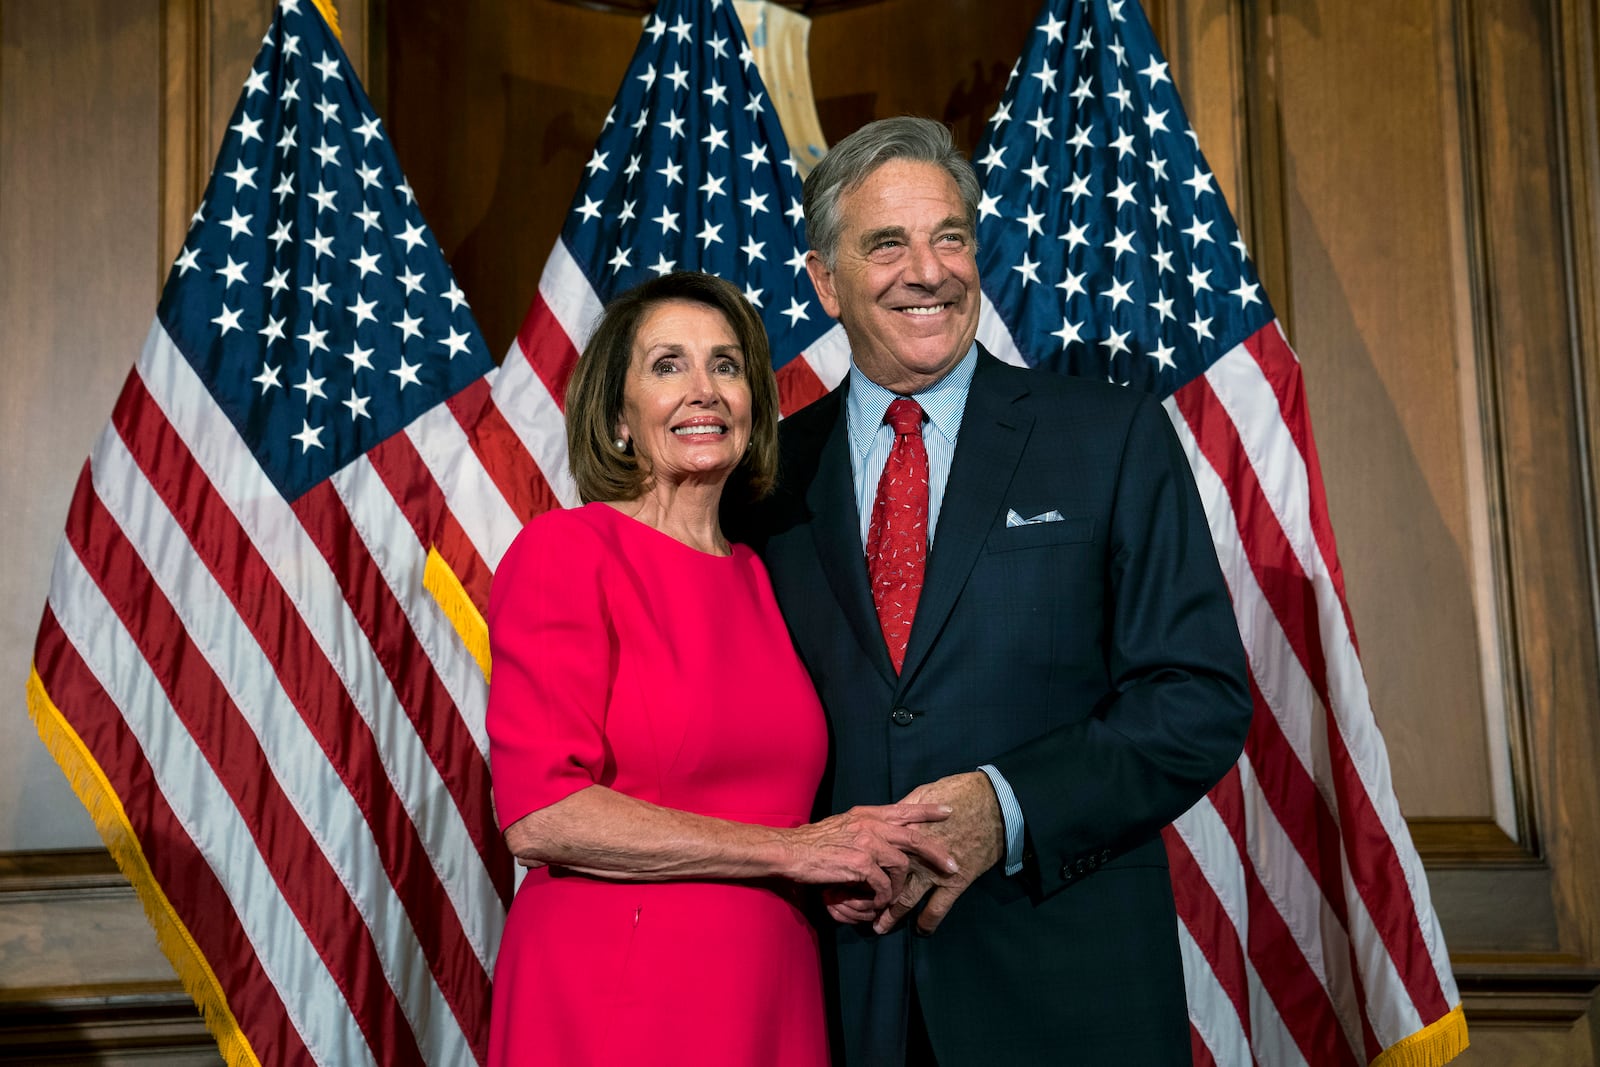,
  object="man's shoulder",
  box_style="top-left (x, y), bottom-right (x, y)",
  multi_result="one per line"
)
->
top-left (979, 355), bottom-right (1155, 423)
